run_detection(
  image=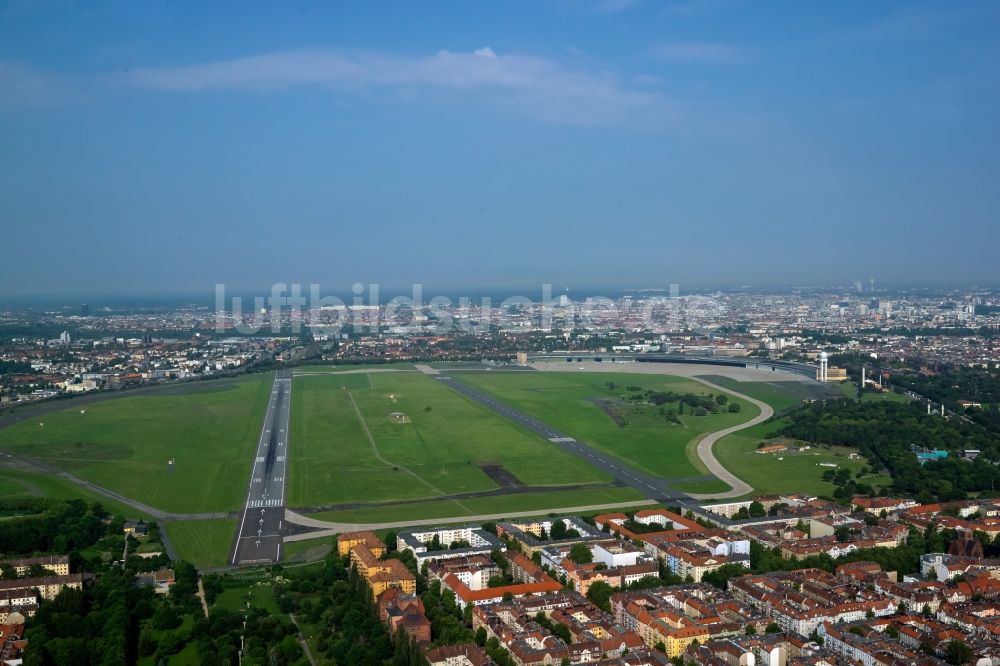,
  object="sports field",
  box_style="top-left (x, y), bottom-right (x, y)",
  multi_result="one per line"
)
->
top-left (453, 371), bottom-right (757, 479)
top-left (0, 375), bottom-right (271, 513)
top-left (287, 371), bottom-right (614, 508)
